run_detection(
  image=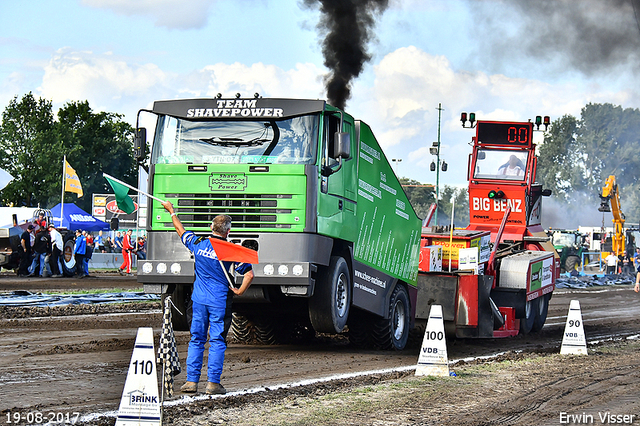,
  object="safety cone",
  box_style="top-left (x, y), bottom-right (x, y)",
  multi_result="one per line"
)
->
top-left (560, 300), bottom-right (588, 355)
top-left (116, 327), bottom-right (162, 426)
top-left (415, 304), bottom-right (450, 377)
